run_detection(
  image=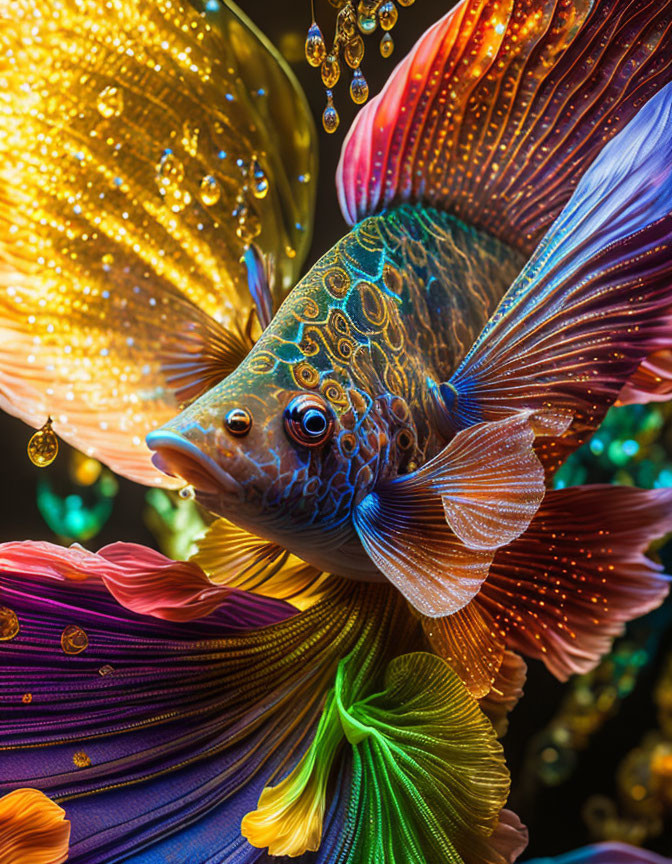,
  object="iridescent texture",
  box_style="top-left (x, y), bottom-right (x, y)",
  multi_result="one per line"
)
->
top-left (0, 0), bottom-right (316, 485)
top-left (0, 541), bottom-right (521, 863)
